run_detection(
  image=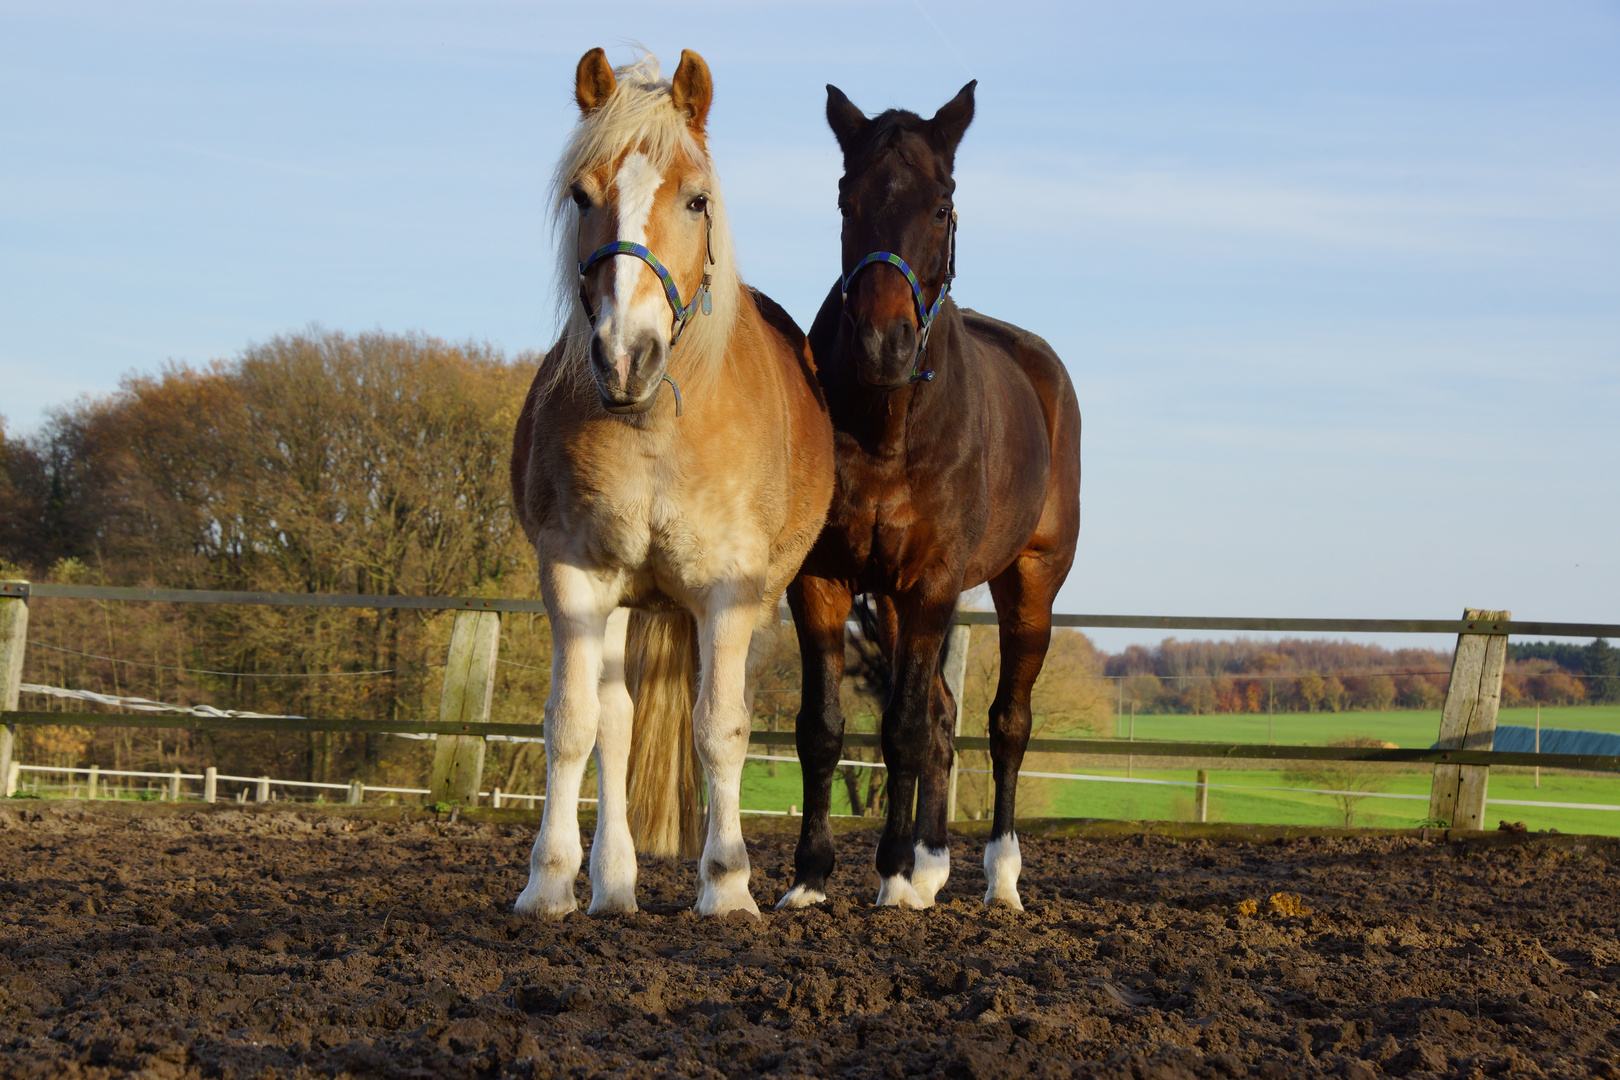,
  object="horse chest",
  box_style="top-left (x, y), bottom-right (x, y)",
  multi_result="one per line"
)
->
top-left (569, 455), bottom-right (760, 592)
top-left (829, 453), bottom-right (937, 577)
